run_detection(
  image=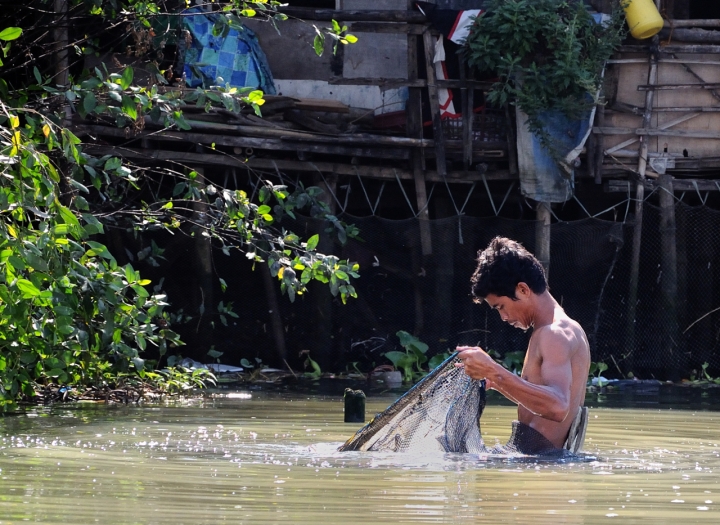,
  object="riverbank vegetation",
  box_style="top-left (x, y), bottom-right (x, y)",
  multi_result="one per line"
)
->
top-left (0, 1), bottom-right (360, 413)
